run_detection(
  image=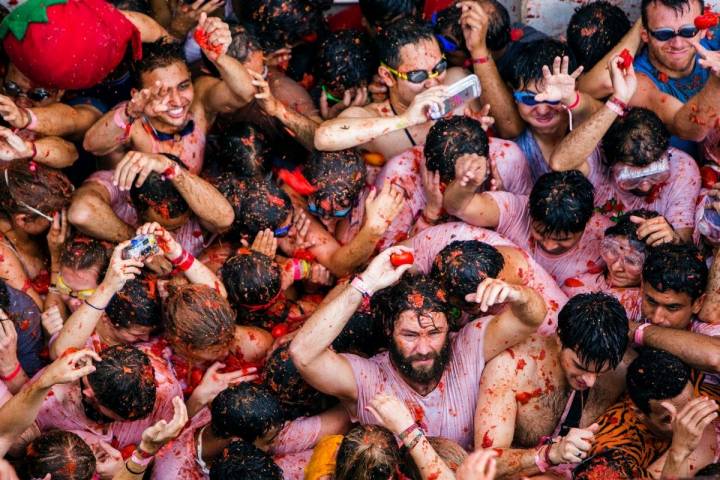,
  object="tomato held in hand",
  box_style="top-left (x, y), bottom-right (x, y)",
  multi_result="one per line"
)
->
top-left (193, 29), bottom-right (223, 56)
top-left (271, 323), bottom-right (290, 338)
top-left (695, 7), bottom-right (719, 29)
top-left (390, 252), bottom-right (414, 266)
top-left (619, 49), bottom-right (634, 70)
